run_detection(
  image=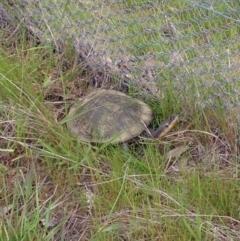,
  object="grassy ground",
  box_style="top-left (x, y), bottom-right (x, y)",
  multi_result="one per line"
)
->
top-left (0, 1), bottom-right (240, 241)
